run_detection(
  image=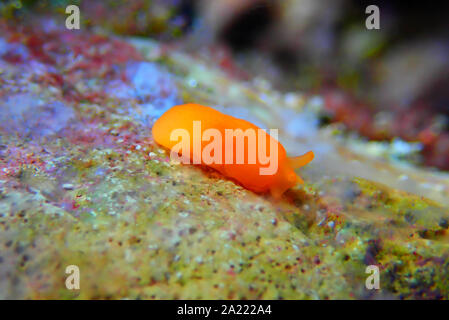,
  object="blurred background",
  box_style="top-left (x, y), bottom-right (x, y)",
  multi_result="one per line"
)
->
top-left (2, 0), bottom-right (449, 170)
